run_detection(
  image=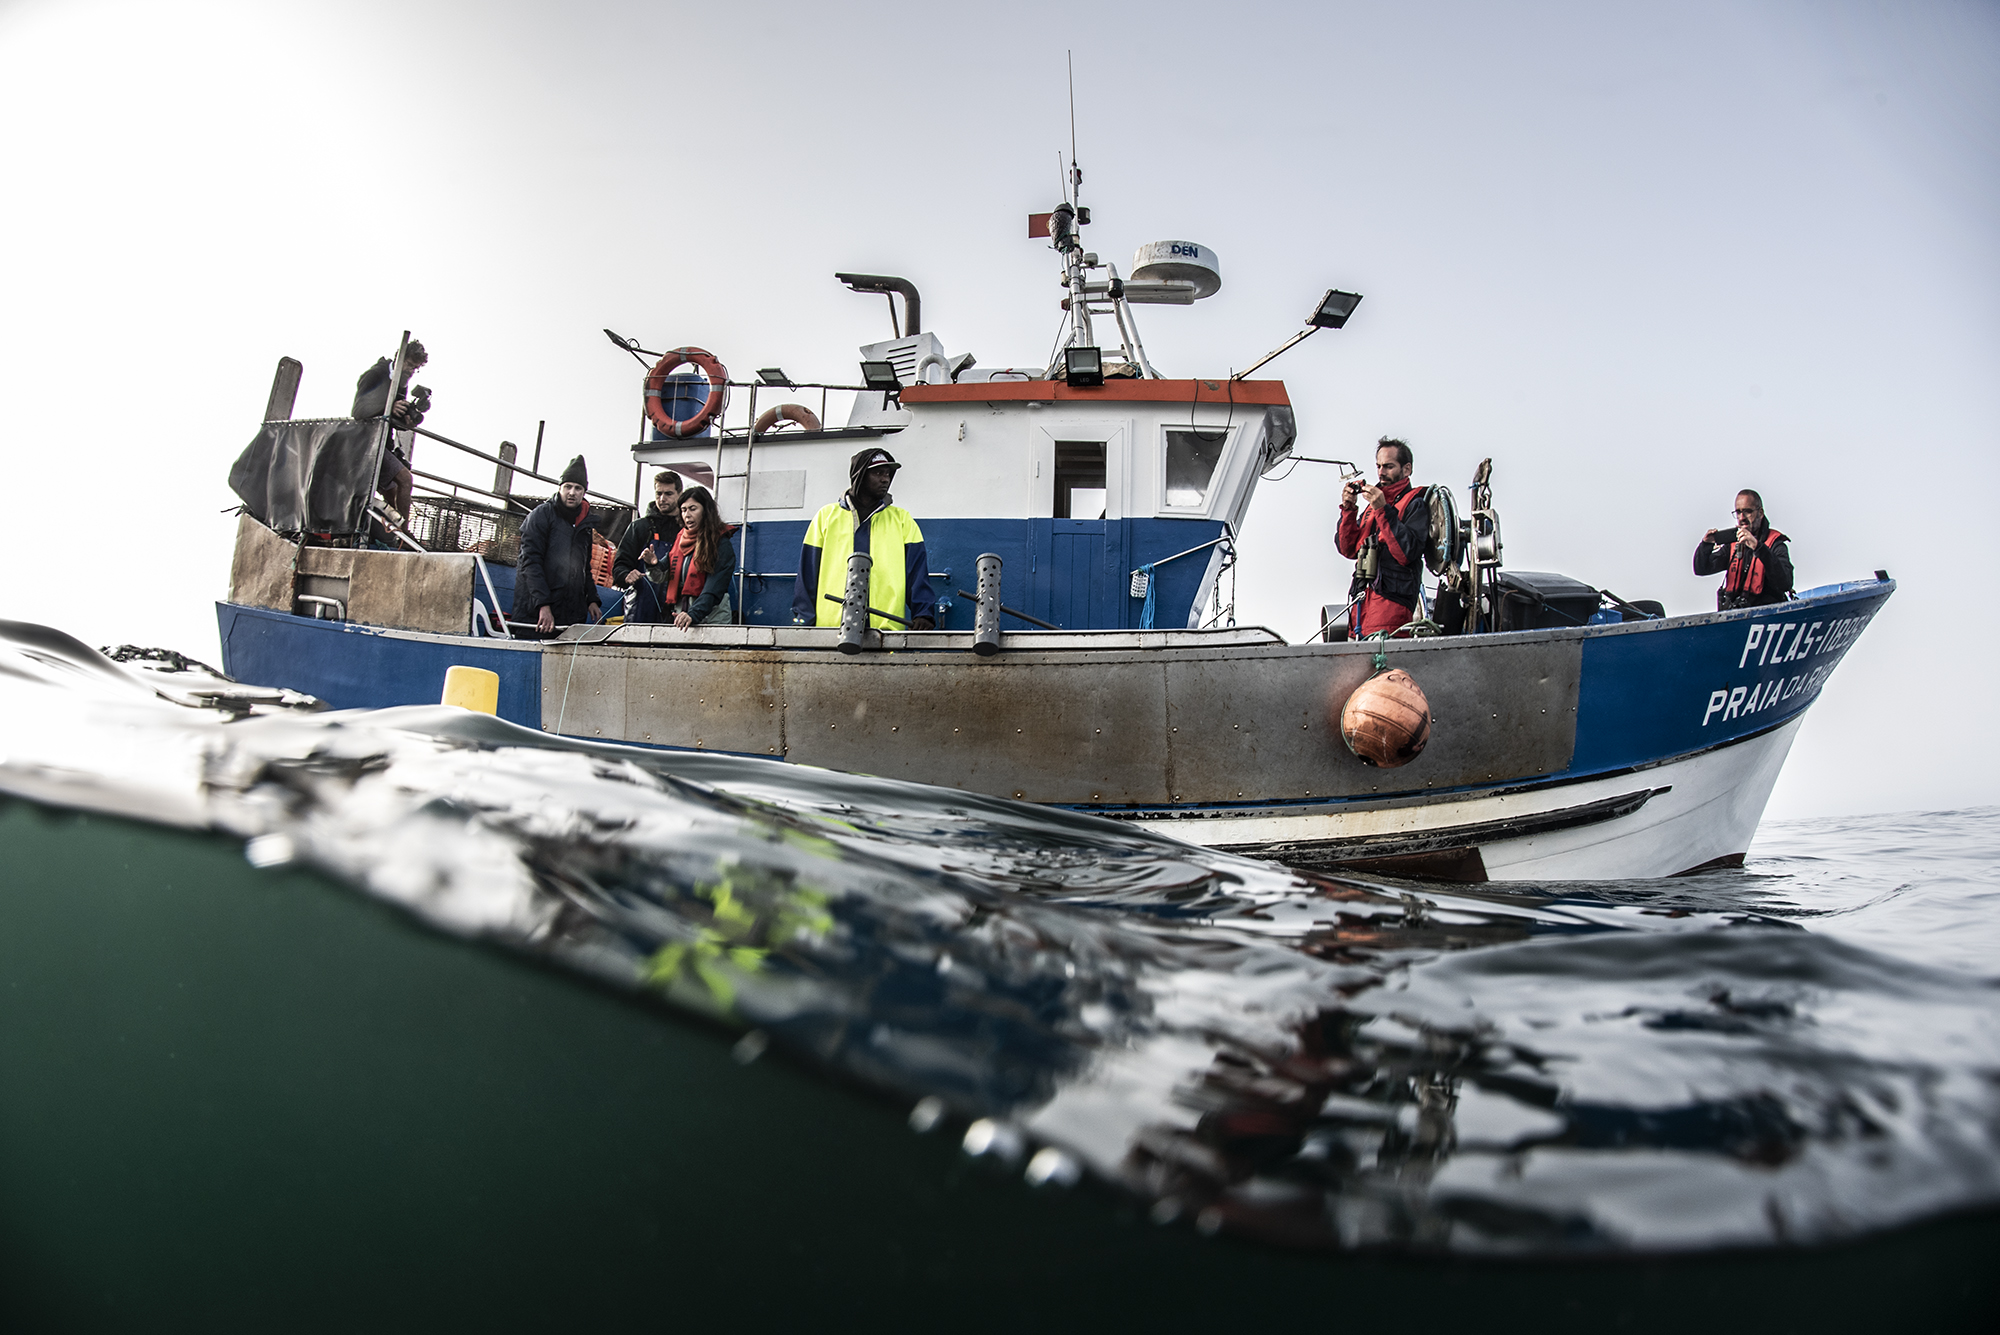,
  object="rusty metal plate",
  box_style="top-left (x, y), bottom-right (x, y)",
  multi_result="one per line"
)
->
top-left (544, 648), bottom-right (784, 754)
top-left (1160, 638), bottom-right (1580, 803)
top-left (533, 634), bottom-right (1578, 807)
top-left (345, 550), bottom-right (474, 636)
top-left (286, 544), bottom-right (474, 636)
top-left (228, 515), bottom-right (295, 611)
top-left (781, 653), bottom-right (1169, 803)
